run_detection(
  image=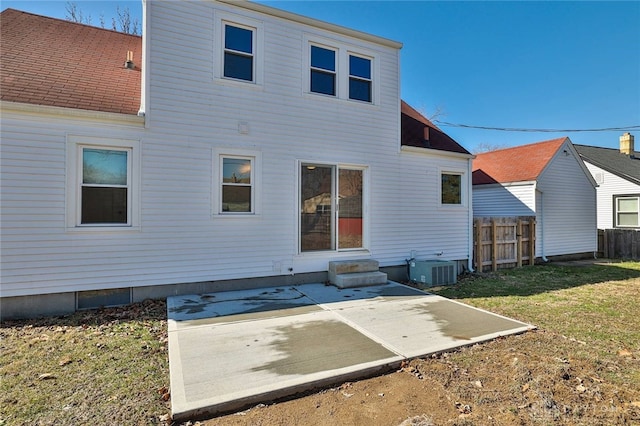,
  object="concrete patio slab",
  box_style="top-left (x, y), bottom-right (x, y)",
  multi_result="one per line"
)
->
top-left (167, 281), bottom-right (534, 421)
